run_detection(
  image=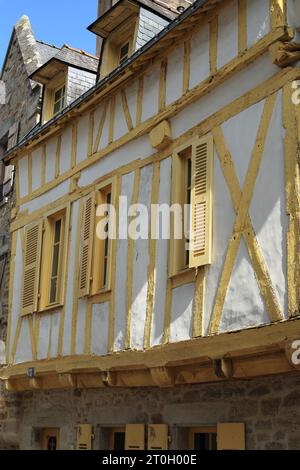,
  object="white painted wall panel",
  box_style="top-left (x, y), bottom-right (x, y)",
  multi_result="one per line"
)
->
top-left (60, 126), bottom-right (72, 174)
top-left (20, 180), bottom-right (69, 214)
top-left (125, 79), bottom-right (138, 127)
top-left (76, 299), bottom-right (86, 355)
top-left (91, 302), bottom-right (109, 356)
top-left (50, 311), bottom-right (61, 358)
top-left (31, 148), bottom-right (42, 192)
top-left (130, 164), bottom-right (153, 350)
top-left (249, 91), bottom-right (288, 318)
top-left (220, 239), bottom-right (270, 332)
top-left (14, 318), bottom-right (32, 364)
top-left (247, 0), bottom-right (270, 48)
top-left (38, 314), bottom-right (51, 360)
top-left (79, 135), bottom-right (153, 188)
top-left (142, 63), bottom-right (160, 121)
top-left (76, 113), bottom-right (89, 163)
top-left (62, 200), bottom-right (79, 356)
top-left (114, 172), bottom-right (135, 351)
top-left (217, 0), bottom-right (238, 69)
top-left (9, 232), bottom-right (22, 361)
top-left (99, 106), bottom-right (110, 150)
top-left (93, 104), bottom-right (105, 153)
top-left (171, 53), bottom-right (278, 140)
top-left (203, 150), bottom-right (236, 335)
top-left (19, 155), bottom-right (29, 198)
top-left (114, 93), bottom-right (129, 141)
top-left (170, 283), bottom-right (194, 343)
top-left (189, 24), bottom-right (210, 90)
top-left (221, 99), bottom-right (265, 188)
top-left (151, 157), bottom-right (172, 347)
top-left (166, 45), bottom-right (184, 106)
top-left (45, 137), bottom-right (57, 184)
